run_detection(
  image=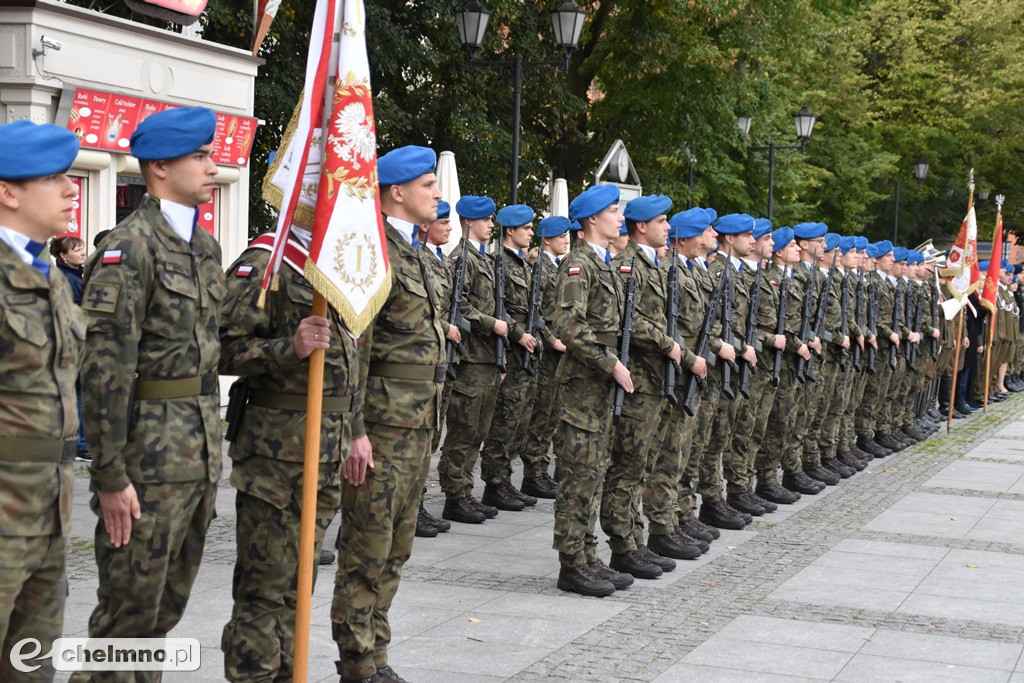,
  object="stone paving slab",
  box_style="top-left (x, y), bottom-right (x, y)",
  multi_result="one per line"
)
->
top-left (53, 392), bottom-right (1024, 681)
